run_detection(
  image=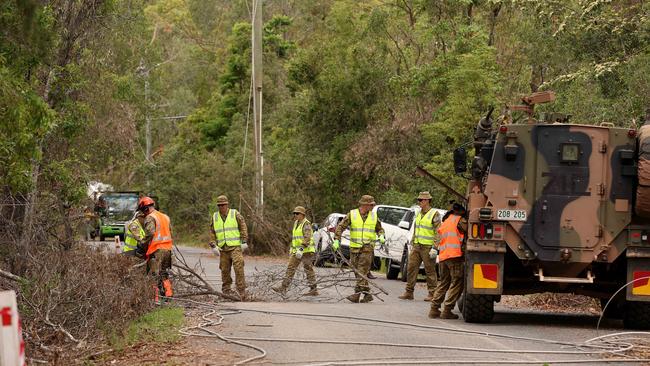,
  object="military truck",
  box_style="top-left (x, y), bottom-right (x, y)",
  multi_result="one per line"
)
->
top-left (454, 91), bottom-right (650, 329)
